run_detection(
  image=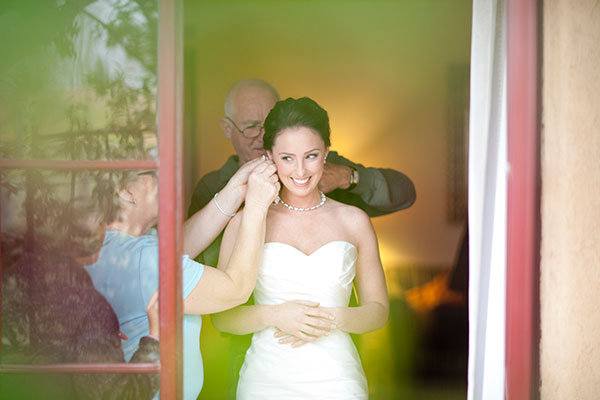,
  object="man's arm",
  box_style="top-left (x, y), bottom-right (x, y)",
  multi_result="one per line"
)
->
top-left (322, 151), bottom-right (416, 217)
